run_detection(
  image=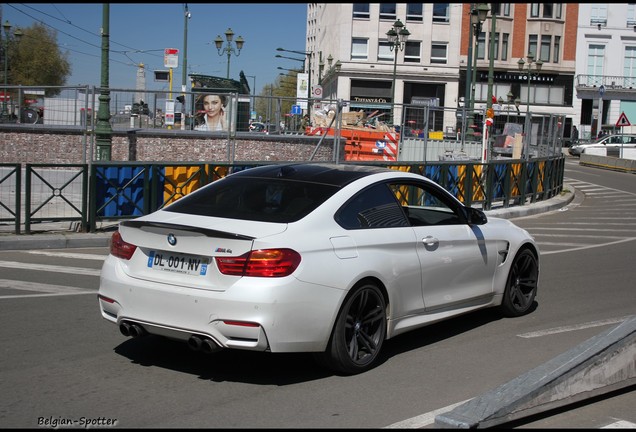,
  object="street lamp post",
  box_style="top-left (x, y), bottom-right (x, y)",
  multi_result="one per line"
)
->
top-left (181, 5), bottom-right (190, 131)
top-left (2, 20), bottom-right (22, 120)
top-left (245, 74), bottom-right (256, 119)
top-left (214, 28), bottom-right (244, 79)
top-left (95, 5), bottom-right (113, 161)
top-left (517, 53), bottom-right (543, 159)
top-left (498, 91), bottom-right (517, 125)
top-left (466, 4), bottom-right (489, 140)
top-left (386, 19), bottom-right (410, 127)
